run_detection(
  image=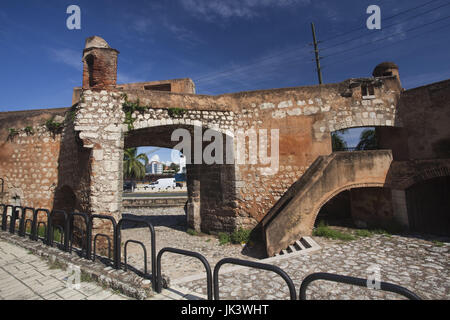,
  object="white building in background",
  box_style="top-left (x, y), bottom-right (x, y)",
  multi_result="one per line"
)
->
top-left (146, 161), bottom-right (163, 174)
top-left (179, 154), bottom-right (186, 173)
